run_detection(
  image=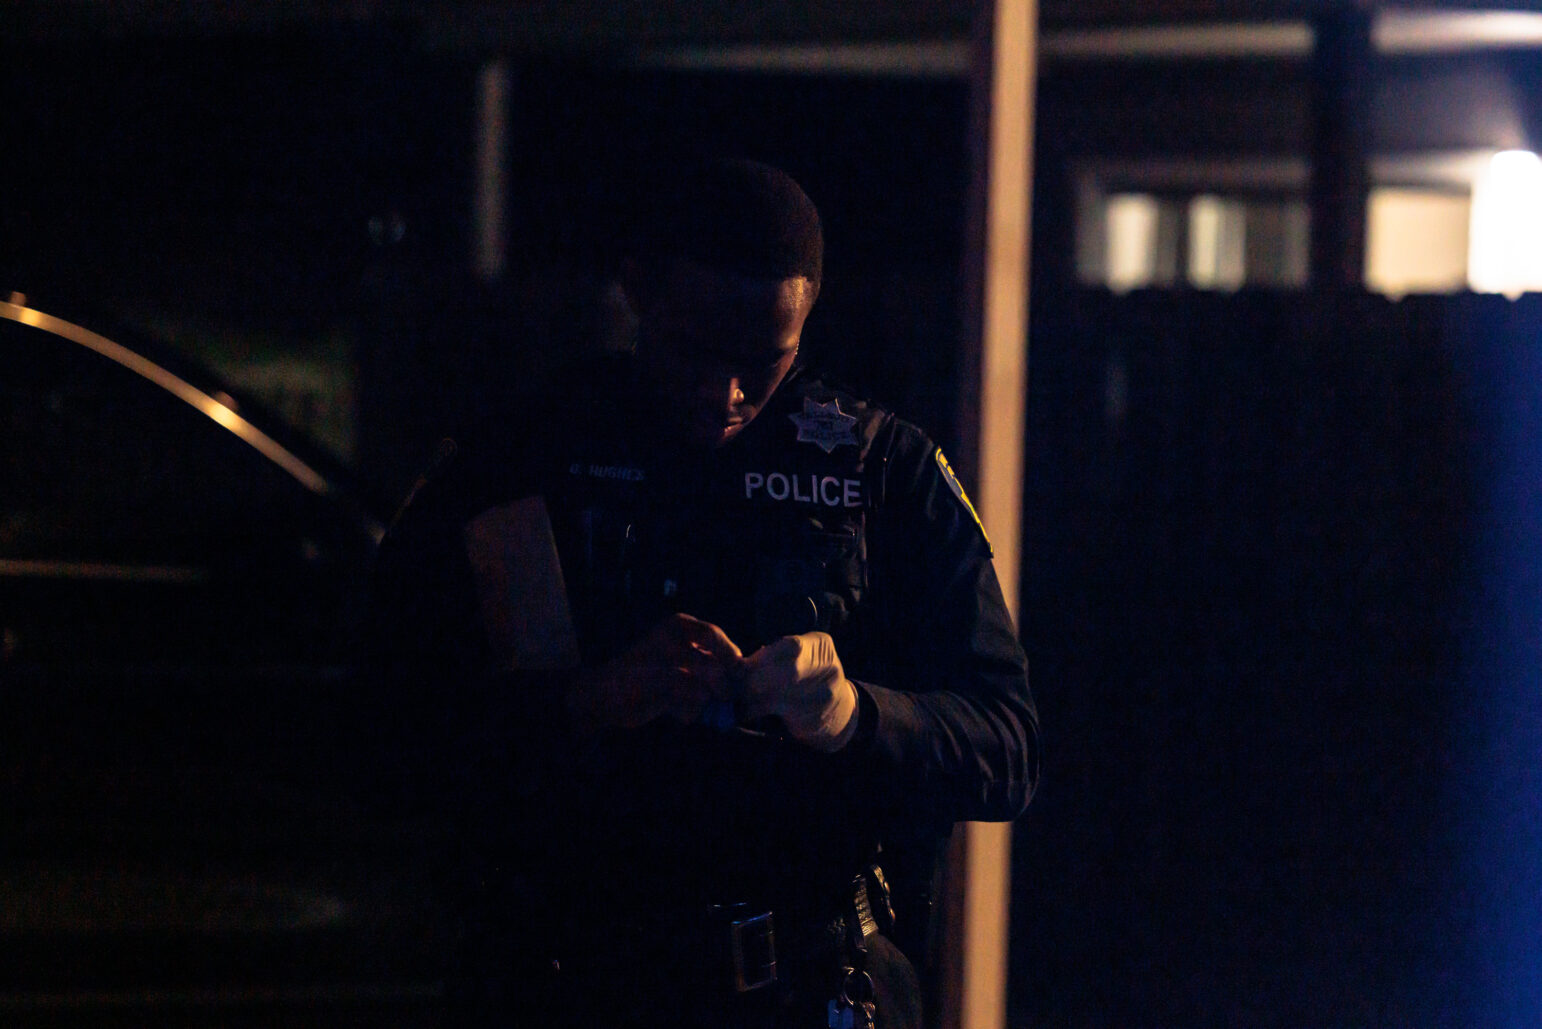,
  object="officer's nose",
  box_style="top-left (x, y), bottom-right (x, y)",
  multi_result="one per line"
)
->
top-left (709, 375), bottom-right (747, 415)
